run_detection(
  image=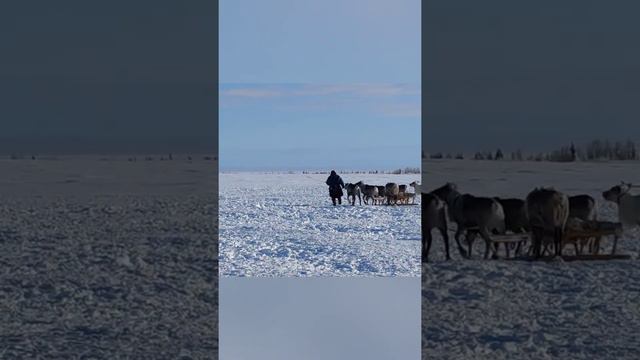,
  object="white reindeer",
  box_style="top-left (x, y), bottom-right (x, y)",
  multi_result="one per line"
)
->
top-left (603, 182), bottom-right (640, 227)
